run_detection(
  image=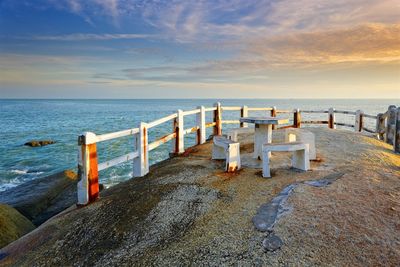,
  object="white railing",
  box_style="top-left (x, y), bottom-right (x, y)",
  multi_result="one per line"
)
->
top-left (77, 103), bottom-right (399, 205)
